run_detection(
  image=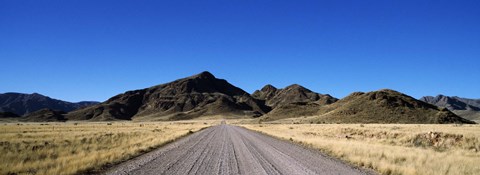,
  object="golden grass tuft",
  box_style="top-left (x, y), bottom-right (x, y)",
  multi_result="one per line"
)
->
top-left (240, 124), bottom-right (480, 175)
top-left (0, 121), bottom-right (214, 175)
